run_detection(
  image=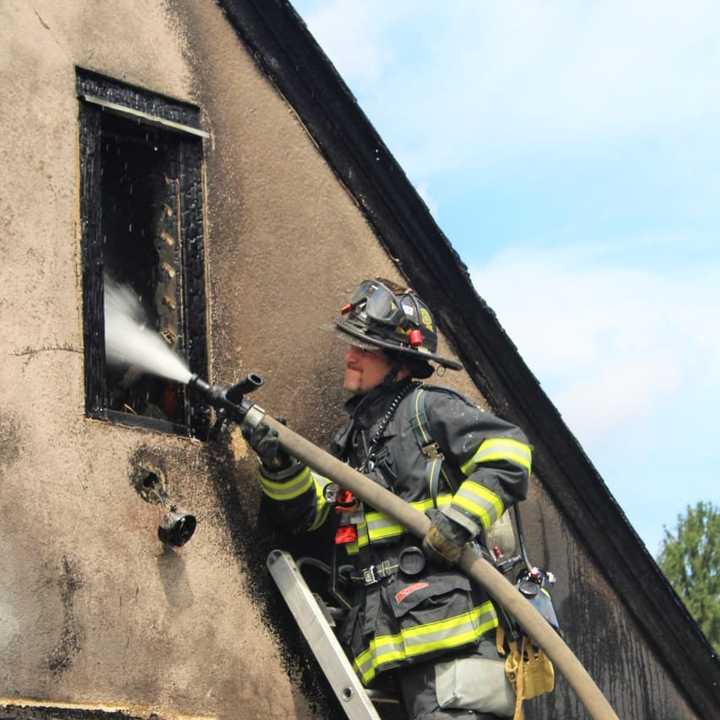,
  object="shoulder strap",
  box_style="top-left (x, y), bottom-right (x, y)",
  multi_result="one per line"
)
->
top-left (409, 386), bottom-right (445, 508)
